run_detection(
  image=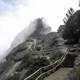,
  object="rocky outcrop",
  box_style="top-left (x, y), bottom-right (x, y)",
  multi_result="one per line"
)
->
top-left (11, 18), bottom-right (51, 48)
top-left (0, 18), bottom-right (65, 80)
top-left (6, 18), bottom-right (51, 57)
